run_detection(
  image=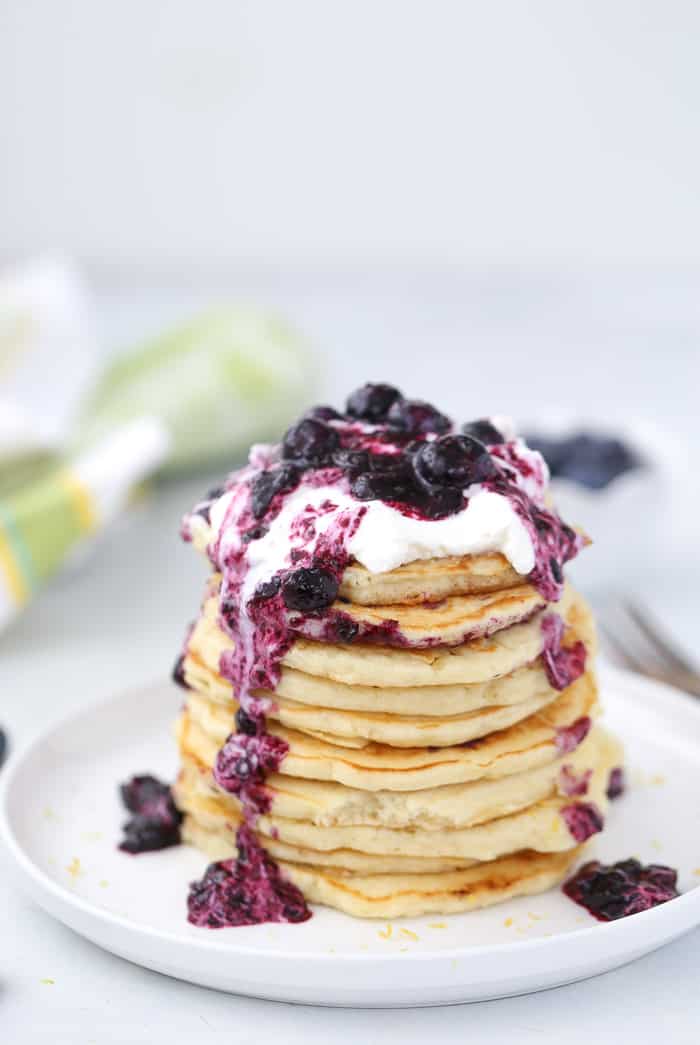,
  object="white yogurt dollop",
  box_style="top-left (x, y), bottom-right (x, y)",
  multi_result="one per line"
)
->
top-left (201, 480), bottom-right (534, 580)
top-left (347, 488), bottom-right (534, 574)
